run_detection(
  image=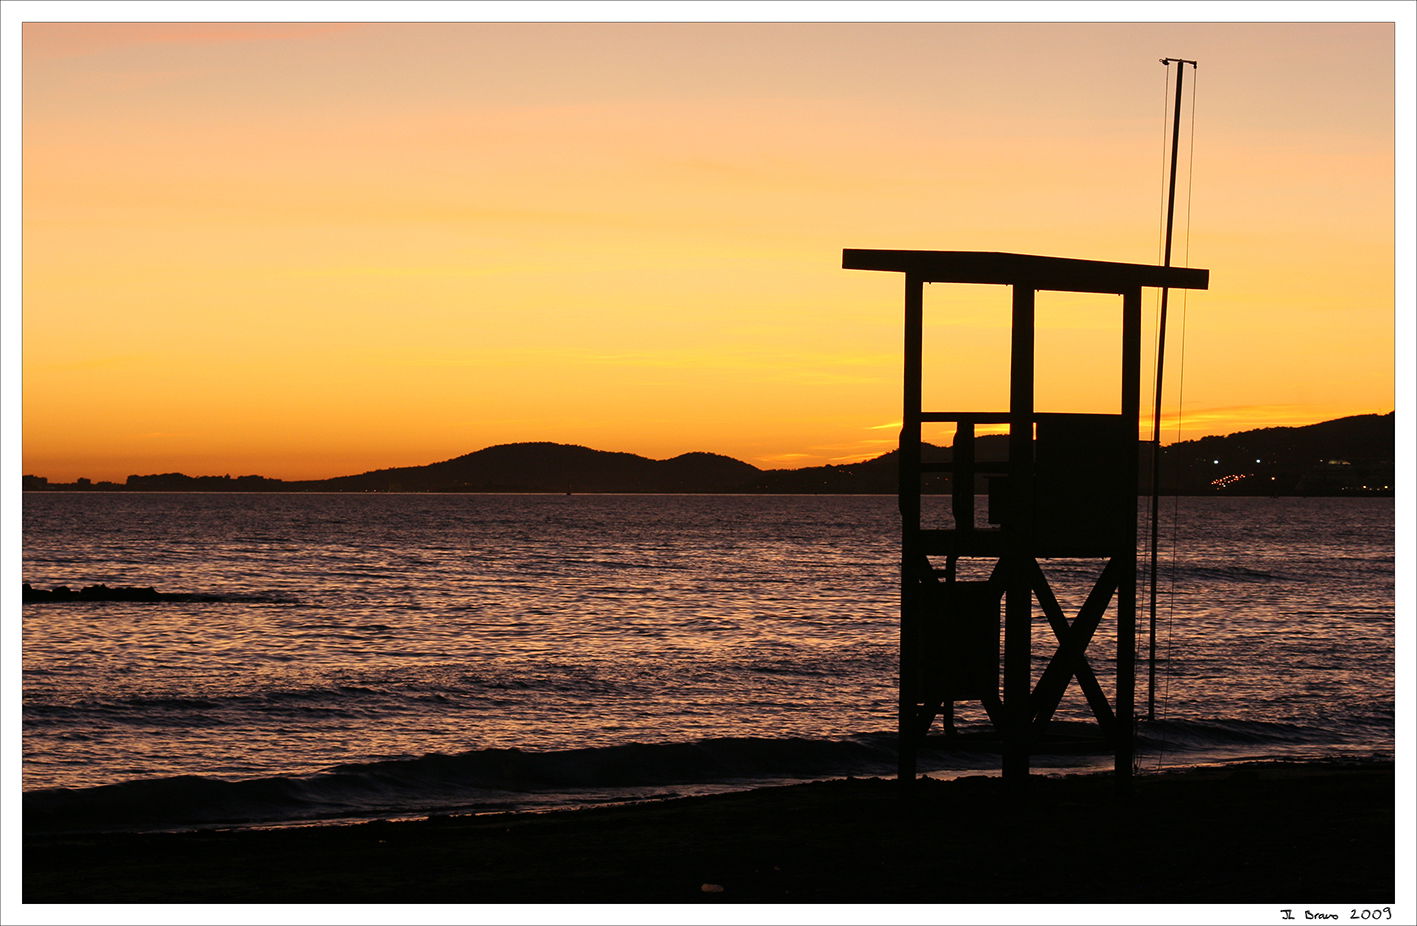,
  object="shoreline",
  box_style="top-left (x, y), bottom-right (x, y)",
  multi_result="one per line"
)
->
top-left (23, 759), bottom-right (1396, 903)
top-left (21, 489), bottom-right (1394, 497)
